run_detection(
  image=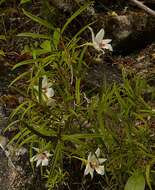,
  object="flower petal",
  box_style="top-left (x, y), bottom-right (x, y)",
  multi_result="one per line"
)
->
top-left (84, 163), bottom-right (94, 179)
top-left (90, 169), bottom-right (94, 179)
top-left (84, 163), bottom-right (91, 176)
top-left (93, 42), bottom-right (100, 51)
top-left (102, 39), bottom-right (112, 44)
top-left (95, 28), bottom-right (105, 43)
top-left (99, 158), bottom-right (107, 164)
top-left (44, 151), bottom-right (52, 158)
top-left (36, 159), bottom-right (42, 167)
top-left (46, 87), bottom-right (54, 98)
top-left (42, 76), bottom-right (48, 88)
top-left (42, 158), bottom-right (49, 166)
top-left (88, 27), bottom-right (95, 44)
top-left (88, 152), bottom-right (92, 161)
top-left (95, 165), bottom-right (105, 175)
top-left (103, 43), bottom-right (113, 51)
top-left (95, 148), bottom-right (100, 157)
